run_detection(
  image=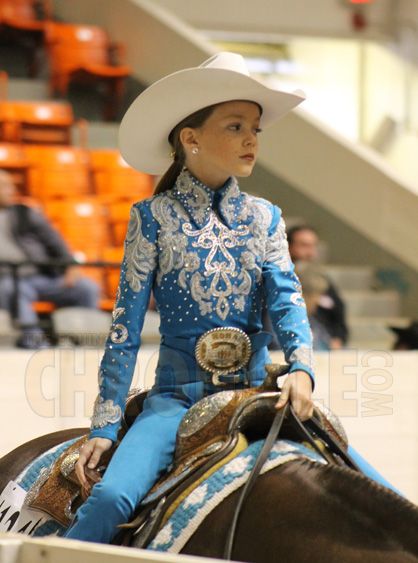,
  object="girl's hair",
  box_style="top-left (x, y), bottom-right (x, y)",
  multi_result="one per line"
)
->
top-left (153, 104), bottom-right (217, 195)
